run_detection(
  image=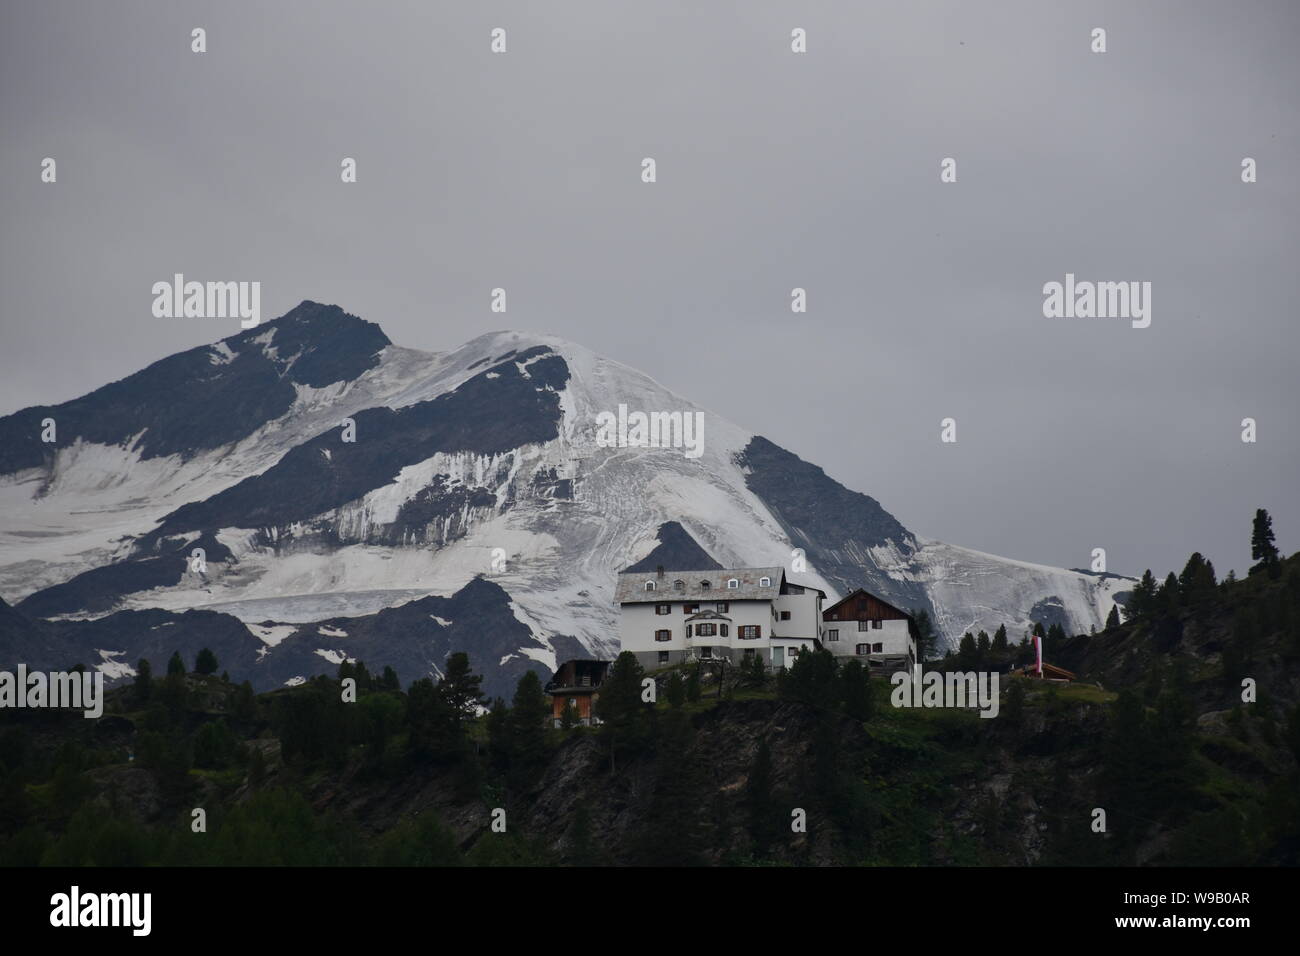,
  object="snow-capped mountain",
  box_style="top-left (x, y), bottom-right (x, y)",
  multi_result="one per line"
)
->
top-left (0, 301), bottom-right (1128, 696)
